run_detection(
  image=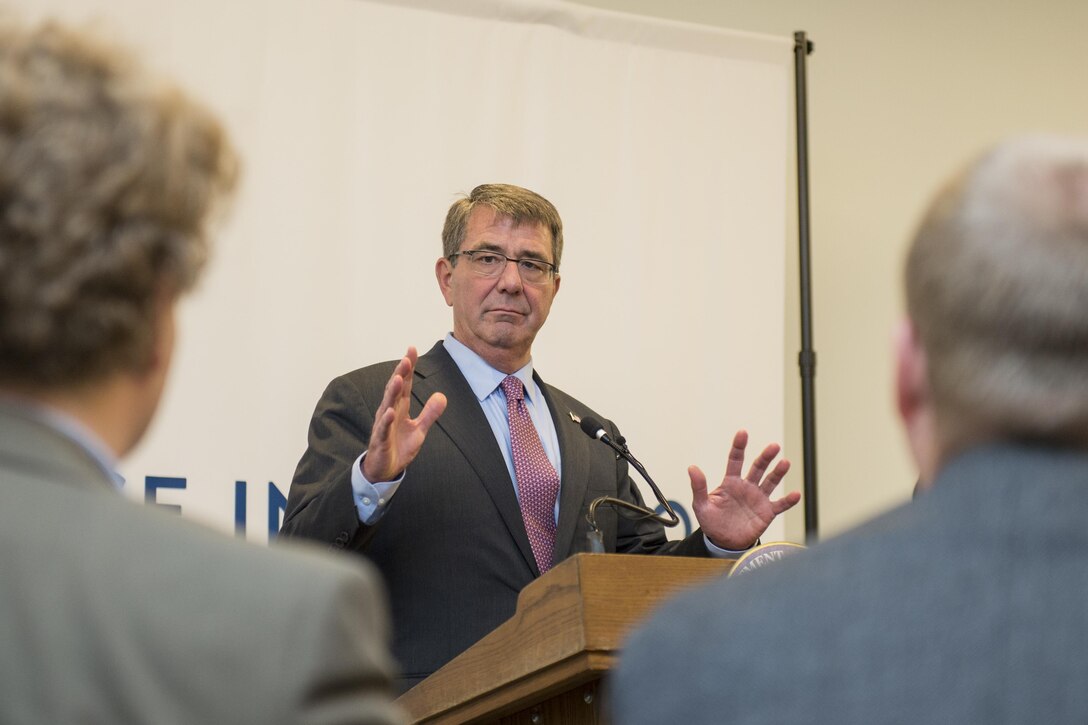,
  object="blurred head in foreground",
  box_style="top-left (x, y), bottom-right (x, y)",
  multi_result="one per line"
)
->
top-left (899, 135), bottom-right (1088, 487)
top-left (0, 18), bottom-right (236, 453)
